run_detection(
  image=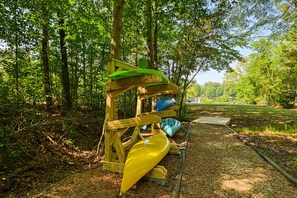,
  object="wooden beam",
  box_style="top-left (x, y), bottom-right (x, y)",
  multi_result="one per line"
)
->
top-left (113, 137), bottom-right (125, 163)
top-left (166, 105), bottom-right (179, 111)
top-left (107, 74), bottom-right (163, 91)
top-left (110, 128), bottom-right (129, 145)
top-left (138, 83), bottom-right (179, 97)
top-left (143, 165), bottom-right (168, 182)
top-left (103, 161), bottom-right (168, 182)
top-left (108, 59), bottom-right (138, 74)
top-left (138, 110), bottom-right (177, 118)
top-left (104, 130), bottom-right (114, 162)
top-left (105, 115), bottom-right (161, 130)
top-left (109, 88), bottom-right (131, 98)
top-left (113, 58), bottom-right (138, 71)
top-left (122, 127), bottom-right (141, 151)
